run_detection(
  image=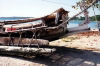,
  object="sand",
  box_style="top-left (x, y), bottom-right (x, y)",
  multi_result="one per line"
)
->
top-left (0, 31), bottom-right (100, 66)
top-left (50, 31), bottom-right (100, 51)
